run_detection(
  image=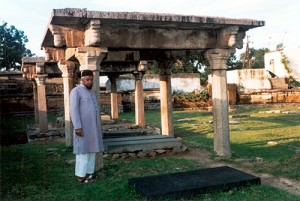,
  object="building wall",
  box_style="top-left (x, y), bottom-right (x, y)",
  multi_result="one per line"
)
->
top-left (107, 73), bottom-right (201, 92)
top-left (264, 48), bottom-right (300, 81)
top-left (209, 69), bottom-right (272, 92)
